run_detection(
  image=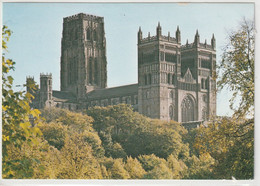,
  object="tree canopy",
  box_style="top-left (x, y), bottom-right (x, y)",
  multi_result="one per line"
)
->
top-left (2, 17), bottom-right (255, 179)
top-left (218, 18), bottom-right (254, 117)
